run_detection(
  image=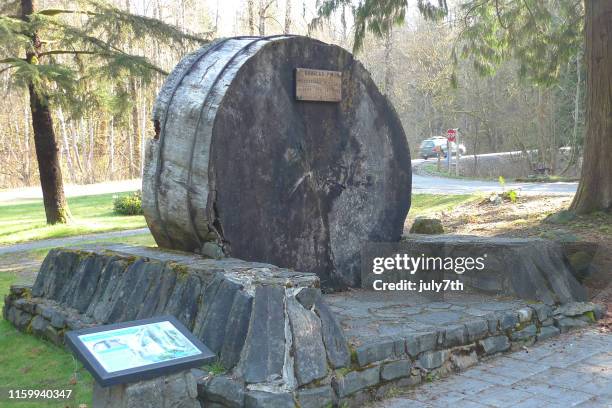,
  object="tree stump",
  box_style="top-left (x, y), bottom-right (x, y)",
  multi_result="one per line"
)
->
top-left (143, 36), bottom-right (412, 290)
